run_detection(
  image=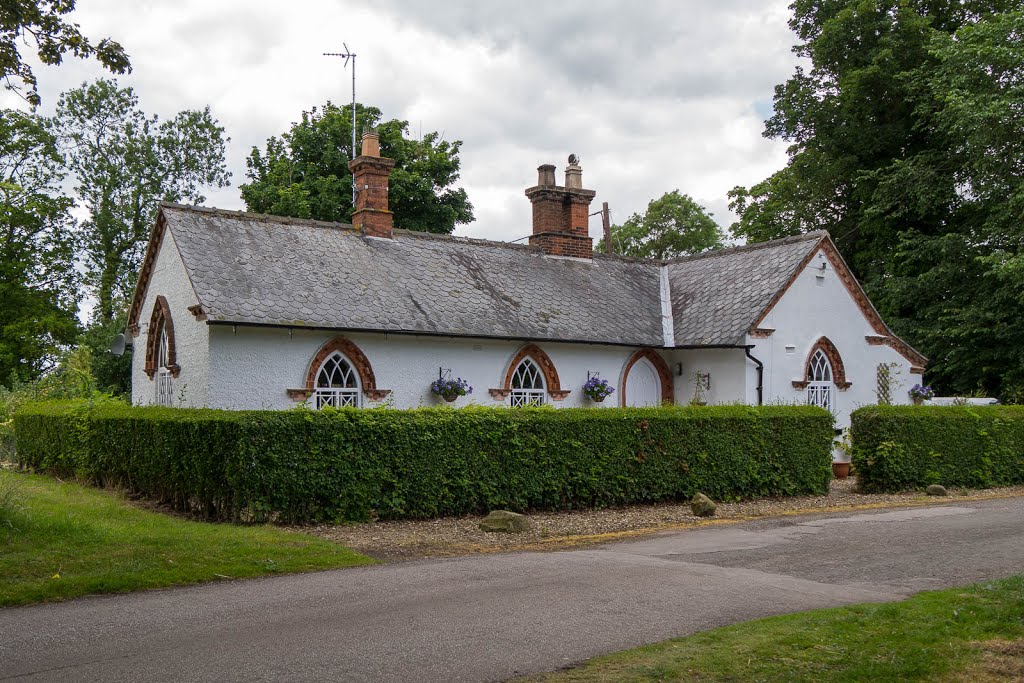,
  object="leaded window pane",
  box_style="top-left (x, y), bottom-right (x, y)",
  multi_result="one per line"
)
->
top-left (313, 352), bottom-right (361, 408)
top-left (510, 358), bottom-right (545, 407)
top-left (808, 349), bottom-right (832, 382)
top-left (806, 349), bottom-right (834, 413)
top-left (155, 325), bottom-right (174, 407)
